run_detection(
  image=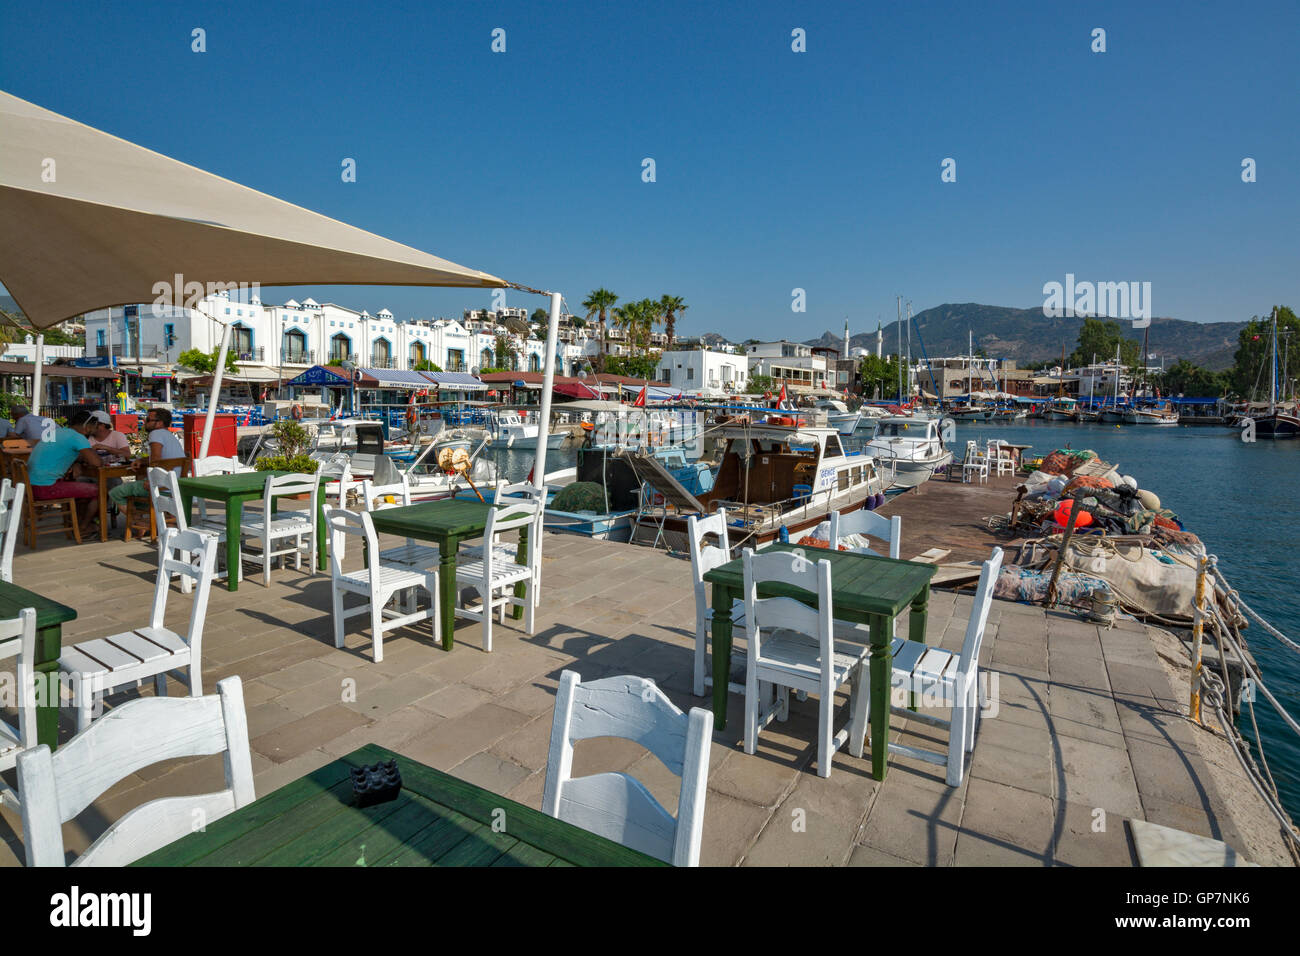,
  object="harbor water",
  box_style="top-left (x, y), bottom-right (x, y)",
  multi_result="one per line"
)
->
top-left (485, 420), bottom-right (1300, 821)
